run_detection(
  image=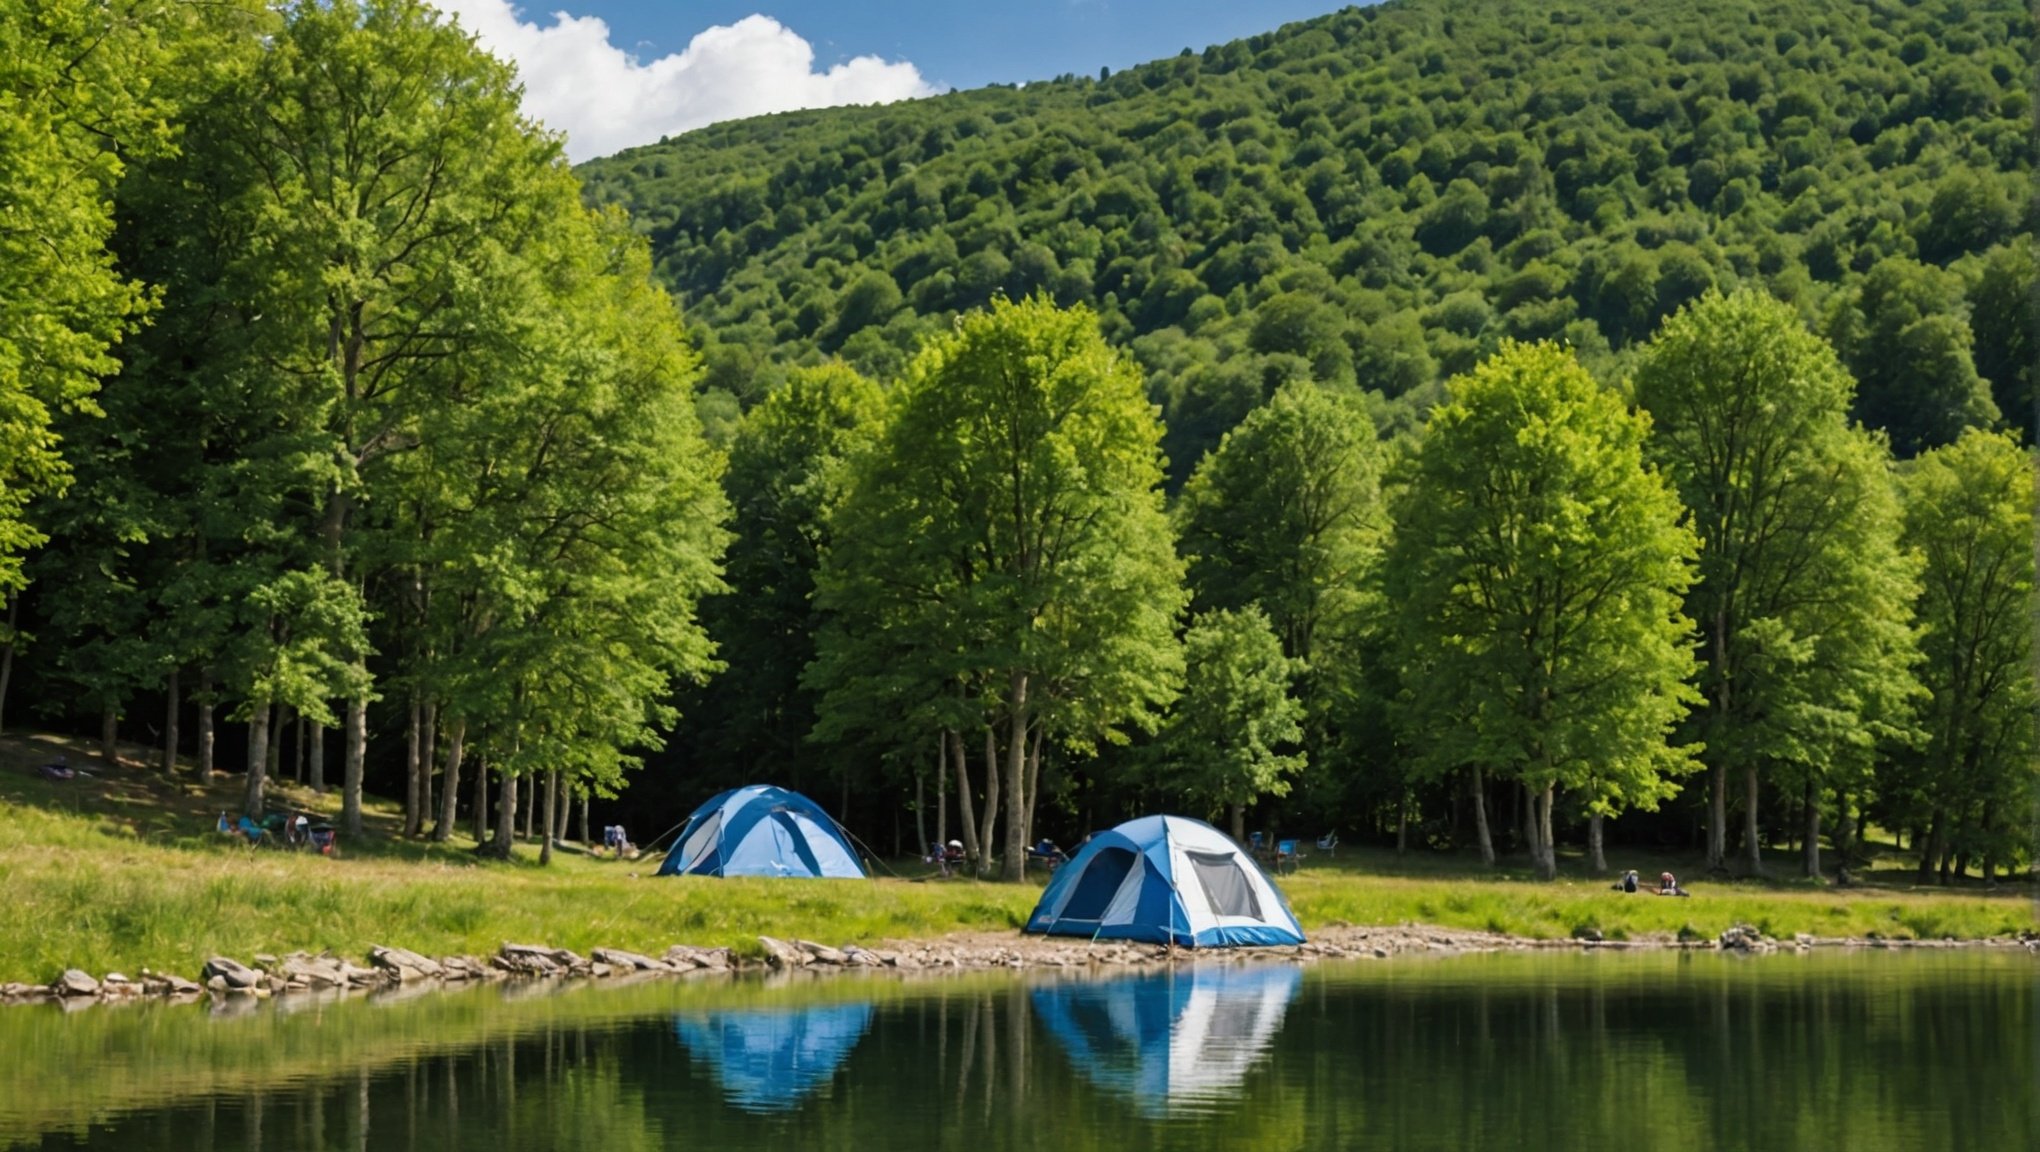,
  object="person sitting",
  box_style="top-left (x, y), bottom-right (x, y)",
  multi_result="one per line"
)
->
top-left (1611, 869), bottom-right (1640, 893)
top-left (1658, 871), bottom-right (1691, 897)
top-left (940, 839), bottom-right (966, 877)
top-left (1027, 838), bottom-right (1067, 870)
